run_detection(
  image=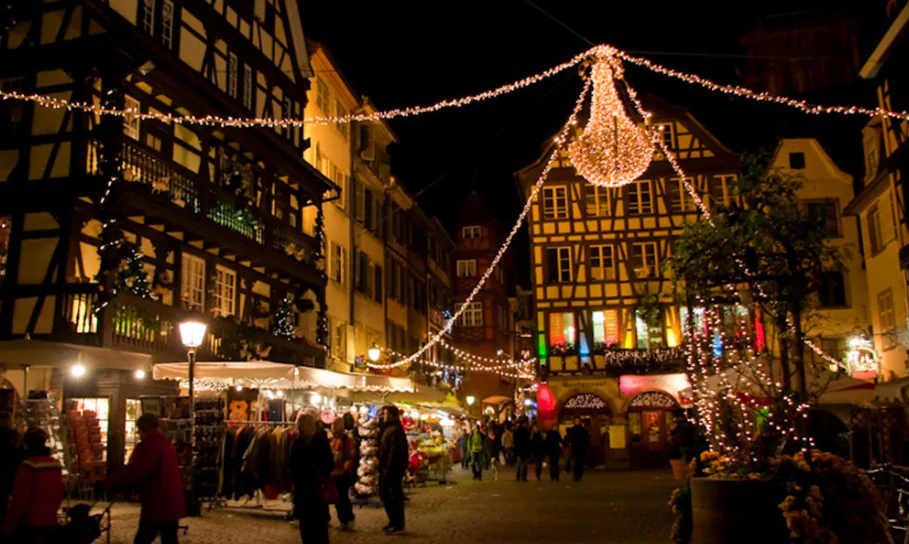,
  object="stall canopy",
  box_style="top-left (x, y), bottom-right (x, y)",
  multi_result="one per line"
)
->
top-left (152, 361), bottom-right (421, 394)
